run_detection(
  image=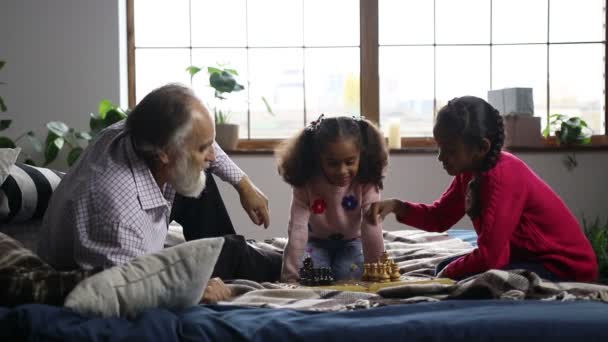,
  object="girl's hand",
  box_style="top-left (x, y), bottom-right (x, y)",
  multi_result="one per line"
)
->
top-left (365, 199), bottom-right (408, 225)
